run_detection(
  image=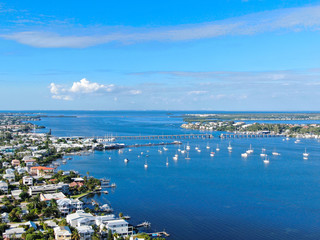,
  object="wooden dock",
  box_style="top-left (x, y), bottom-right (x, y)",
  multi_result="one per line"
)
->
top-left (147, 231), bottom-right (170, 237)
